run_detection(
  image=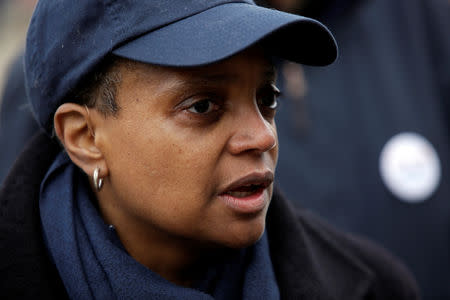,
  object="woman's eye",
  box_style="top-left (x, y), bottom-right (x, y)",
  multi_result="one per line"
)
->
top-left (259, 94), bottom-right (278, 109)
top-left (258, 84), bottom-right (281, 110)
top-left (187, 99), bottom-right (217, 114)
